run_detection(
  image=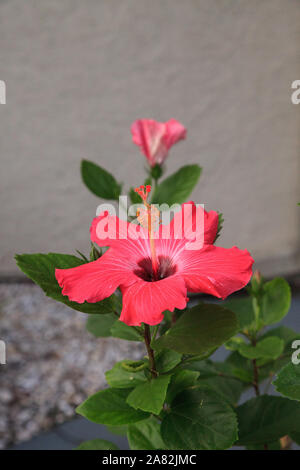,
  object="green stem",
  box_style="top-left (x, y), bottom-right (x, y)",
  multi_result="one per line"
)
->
top-left (144, 324), bottom-right (158, 378)
top-left (252, 358), bottom-right (260, 396)
top-left (251, 337), bottom-right (260, 396)
top-left (251, 328), bottom-right (268, 450)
